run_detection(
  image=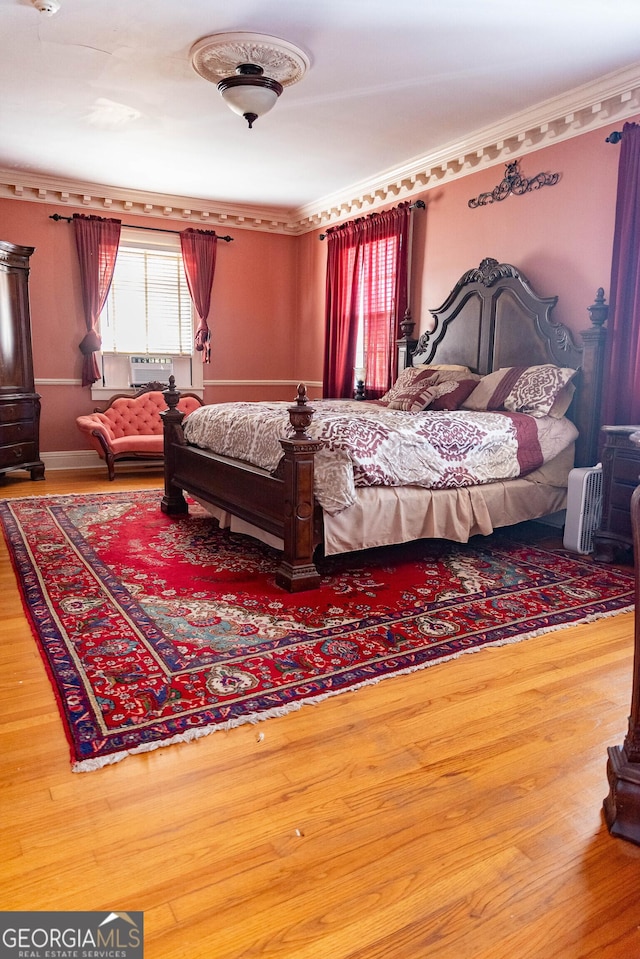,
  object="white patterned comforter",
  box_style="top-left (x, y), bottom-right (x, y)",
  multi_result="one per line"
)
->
top-left (182, 399), bottom-right (578, 515)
